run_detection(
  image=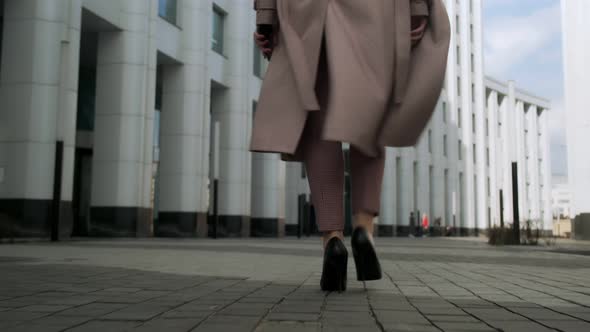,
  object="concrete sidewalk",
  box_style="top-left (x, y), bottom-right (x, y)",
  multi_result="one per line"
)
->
top-left (0, 237), bottom-right (589, 331)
